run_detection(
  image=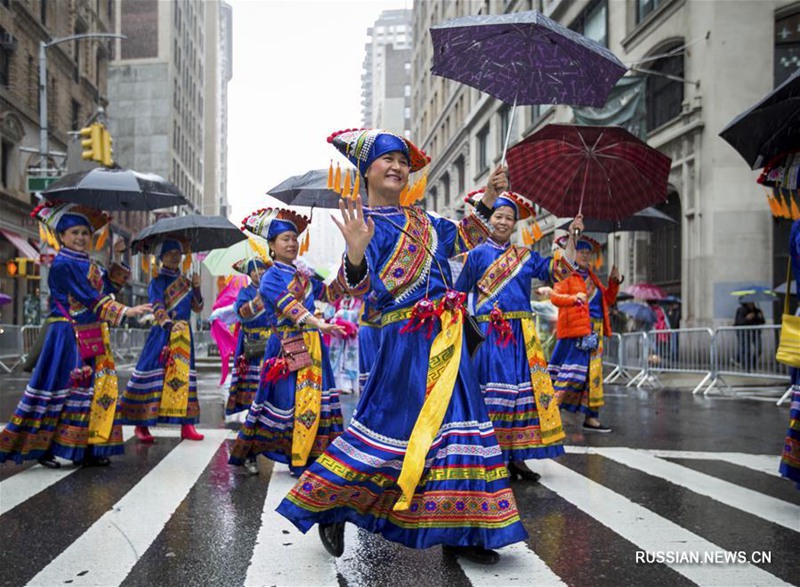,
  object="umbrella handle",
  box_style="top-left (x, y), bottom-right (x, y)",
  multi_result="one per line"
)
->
top-left (500, 96), bottom-right (518, 168)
